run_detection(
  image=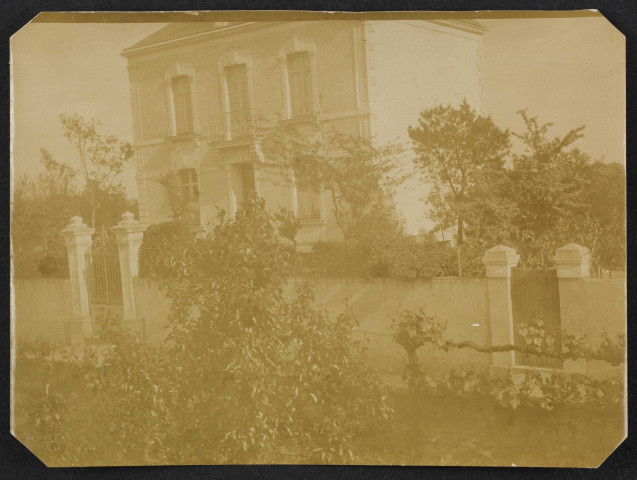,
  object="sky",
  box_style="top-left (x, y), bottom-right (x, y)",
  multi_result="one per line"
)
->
top-left (10, 14), bottom-right (625, 232)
